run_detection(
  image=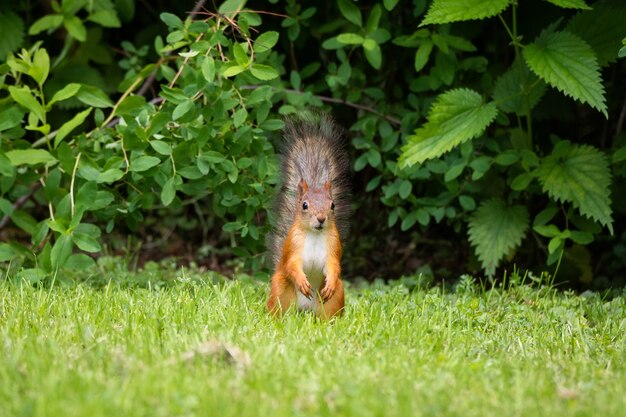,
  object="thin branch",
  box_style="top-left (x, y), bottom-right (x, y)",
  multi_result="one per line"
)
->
top-left (240, 85), bottom-right (402, 126)
top-left (0, 182), bottom-right (42, 229)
